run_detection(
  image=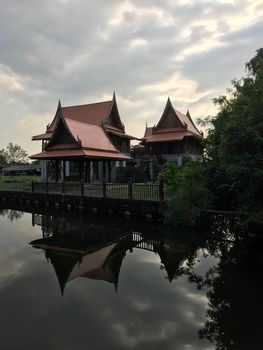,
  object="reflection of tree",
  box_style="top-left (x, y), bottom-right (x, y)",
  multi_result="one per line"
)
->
top-left (186, 215), bottom-right (263, 349)
top-left (0, 209), bottom-right (24, 222)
